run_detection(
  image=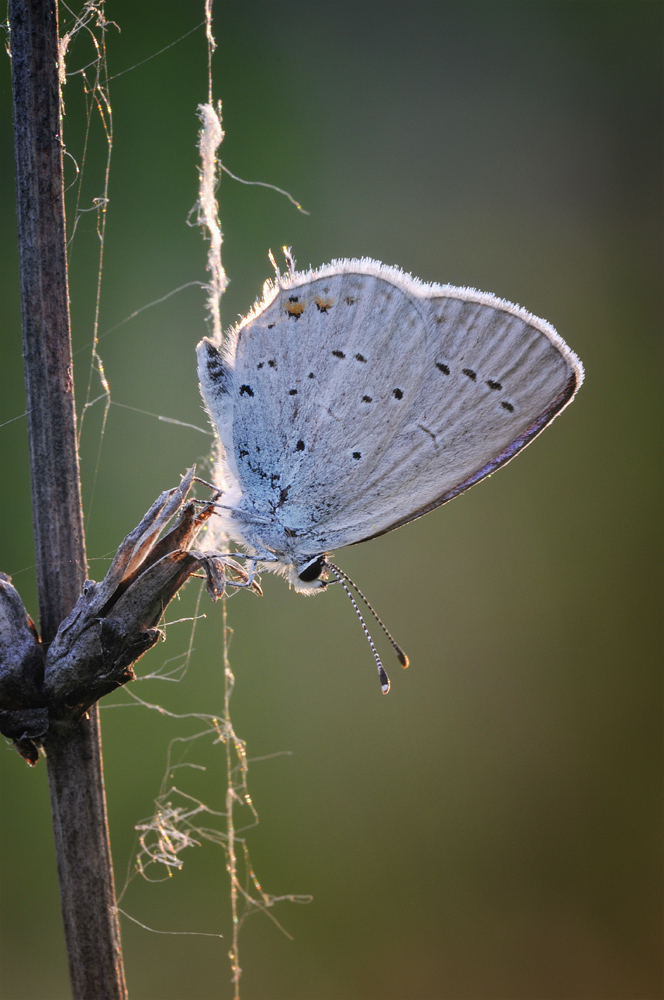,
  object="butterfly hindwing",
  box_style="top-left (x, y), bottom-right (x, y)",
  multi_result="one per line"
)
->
top-left (229, 270), bottom-right (429, 538)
